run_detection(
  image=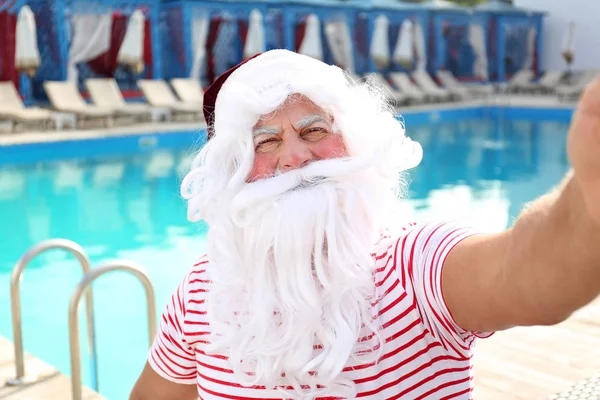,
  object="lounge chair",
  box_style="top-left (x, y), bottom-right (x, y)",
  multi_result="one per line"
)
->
top-left (43, 81), bottom-right (115, 128)
top-left (85, 78), bottom-right (153, 122)
top-left (389, 72), bottom-right (427, 104)
top-left (0, 81), bottom-right (53, 130)
top-left (366, 73), bottom-right (408, 105)
top-left (556, 69), bottom-right (599, 102)
top-left (137, 79), bottom-right (202, 121)
top-left (519, 71), bottom-right (565, 94)
top-left (411, 70), bottom-right (454, 101)
top-left (436, 70), bottom-right (494, 97)
top-left (170, 78), bottom-right (204, 106)
top-left (505, 70), bottom-right (535, 93)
